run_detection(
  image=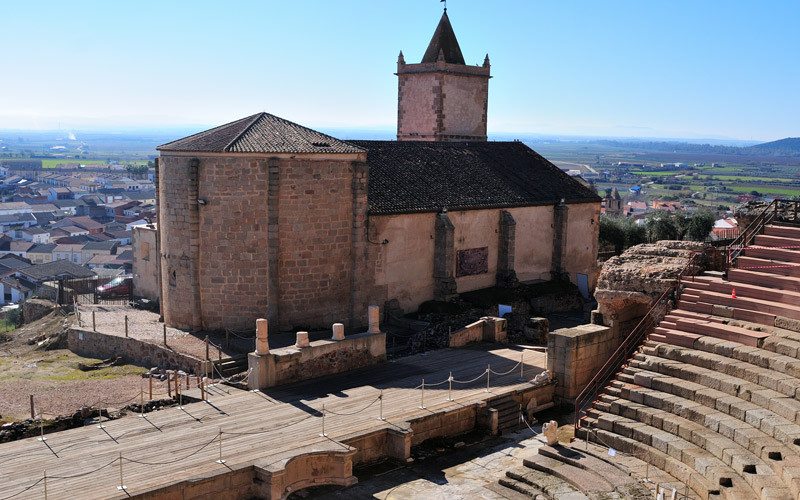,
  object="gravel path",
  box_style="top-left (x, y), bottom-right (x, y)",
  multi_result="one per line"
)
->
top-left (76, 305), bottom-right (252, 359)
